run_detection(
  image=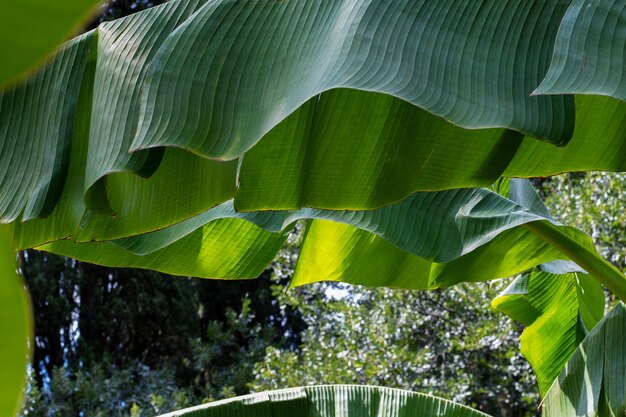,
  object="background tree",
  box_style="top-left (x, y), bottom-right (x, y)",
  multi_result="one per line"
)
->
top-left (20, 252), bottom-right (304, 416)
top-left (251, 228), bottom-right (539, 417)
top-left (252, 282), bottom-right (538, 417)
top-left (542, 173), bottom-right (626, 274)
top-left (19, 226), bottom-right (539, 416)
